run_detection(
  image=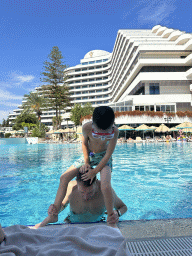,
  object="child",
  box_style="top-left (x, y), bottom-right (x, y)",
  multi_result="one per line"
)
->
top-left (36, 106), bottom-right (119, 228)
